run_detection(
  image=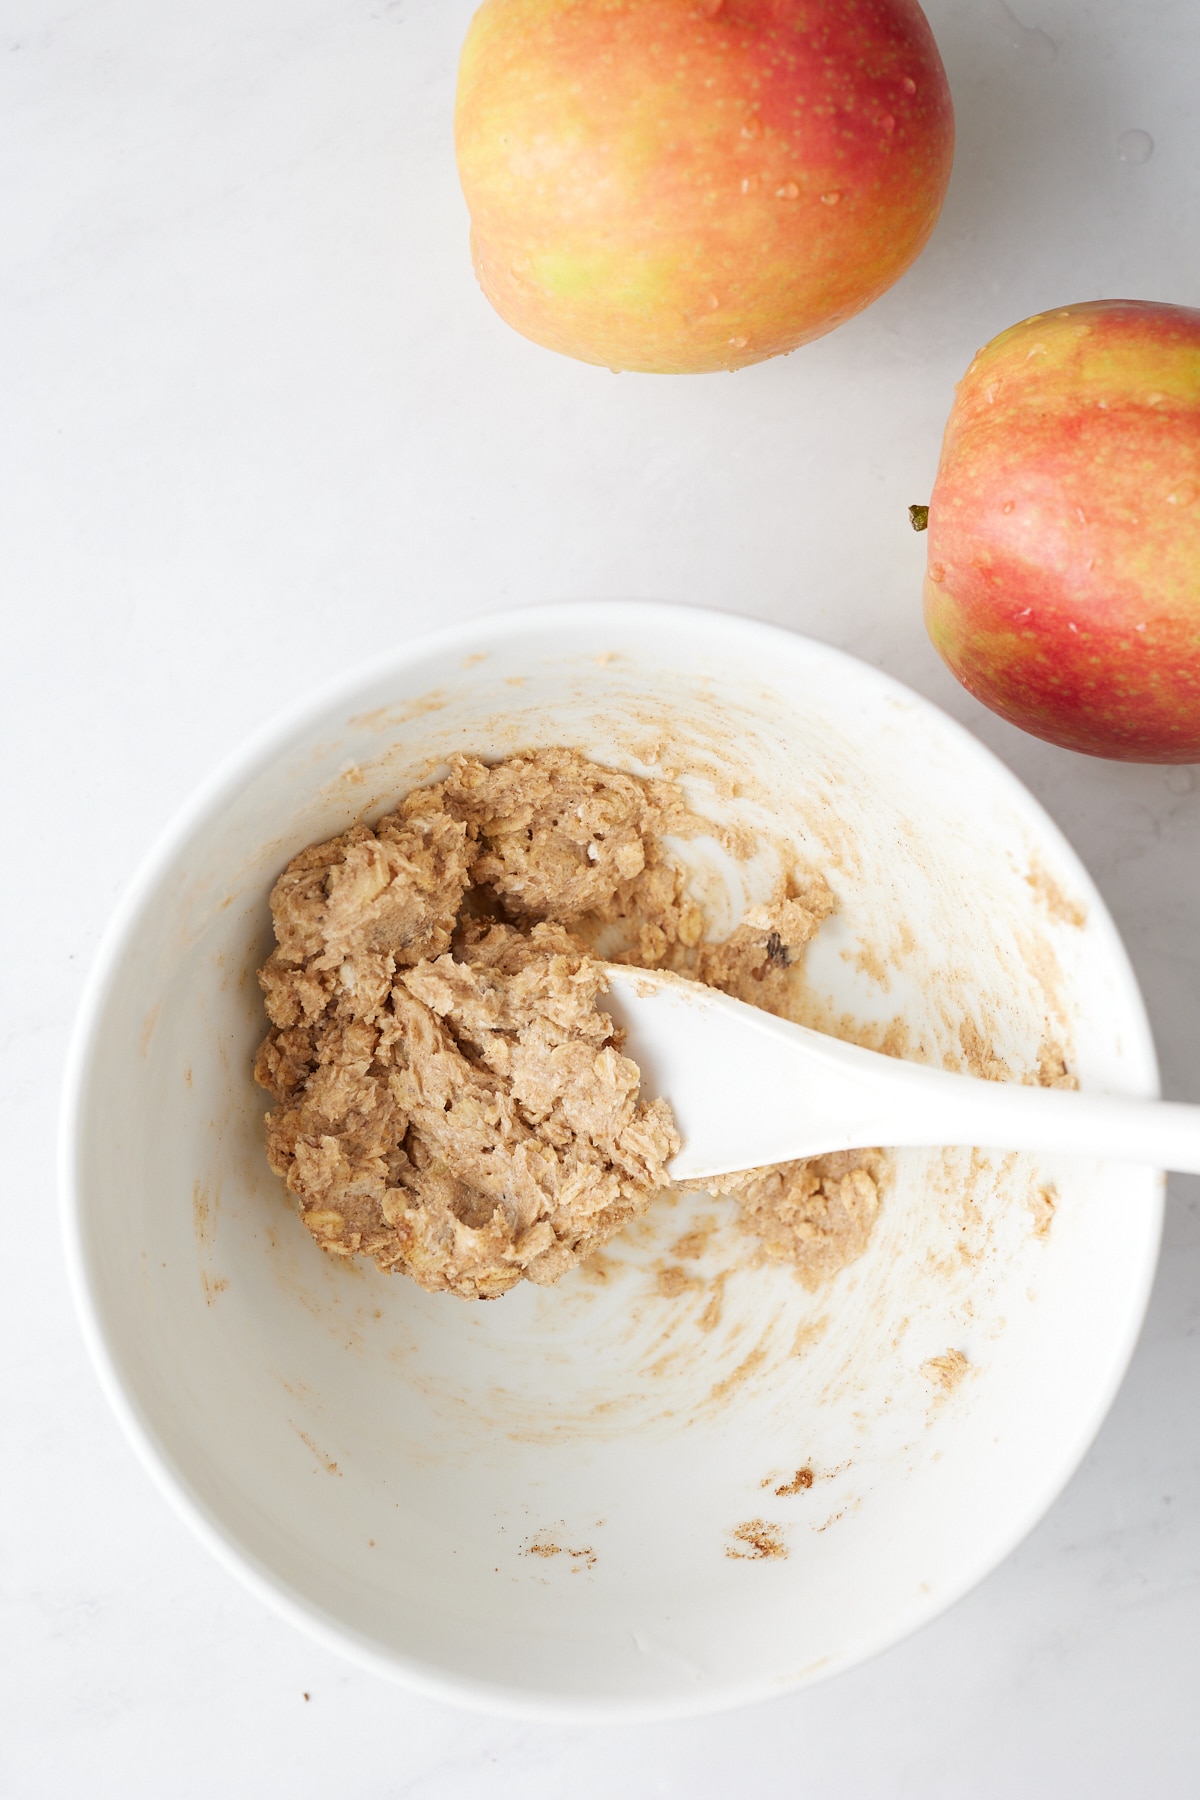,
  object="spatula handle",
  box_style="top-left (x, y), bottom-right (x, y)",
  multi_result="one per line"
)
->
top-left (856, 1064), bottom-right (1200, 1174)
